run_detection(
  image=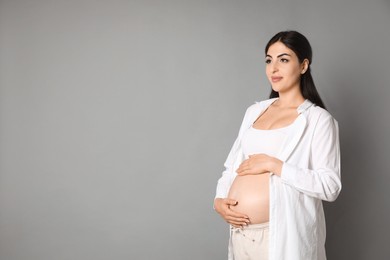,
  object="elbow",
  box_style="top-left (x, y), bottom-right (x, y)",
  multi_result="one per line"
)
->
top-left (320, 169), bottom-right (342, 202)
top-left (323, 191), bottom-right (340, 202)
top-left (322, 183), bottom-right (342, 202)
